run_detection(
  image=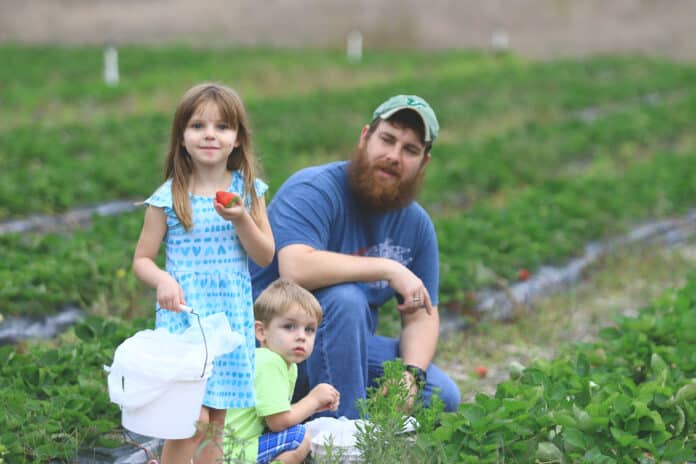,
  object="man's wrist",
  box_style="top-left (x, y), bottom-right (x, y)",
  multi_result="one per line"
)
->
top-left (405, 364), bottom-right (427, 387)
